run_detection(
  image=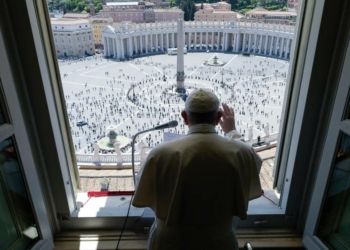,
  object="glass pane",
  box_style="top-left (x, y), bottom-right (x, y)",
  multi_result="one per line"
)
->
top-left (317, 132), bottom-right (350, 249)
top-left (0, 80), bottom-right (8, 125)
top-left (0, 138), bottom-right (39, 249)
